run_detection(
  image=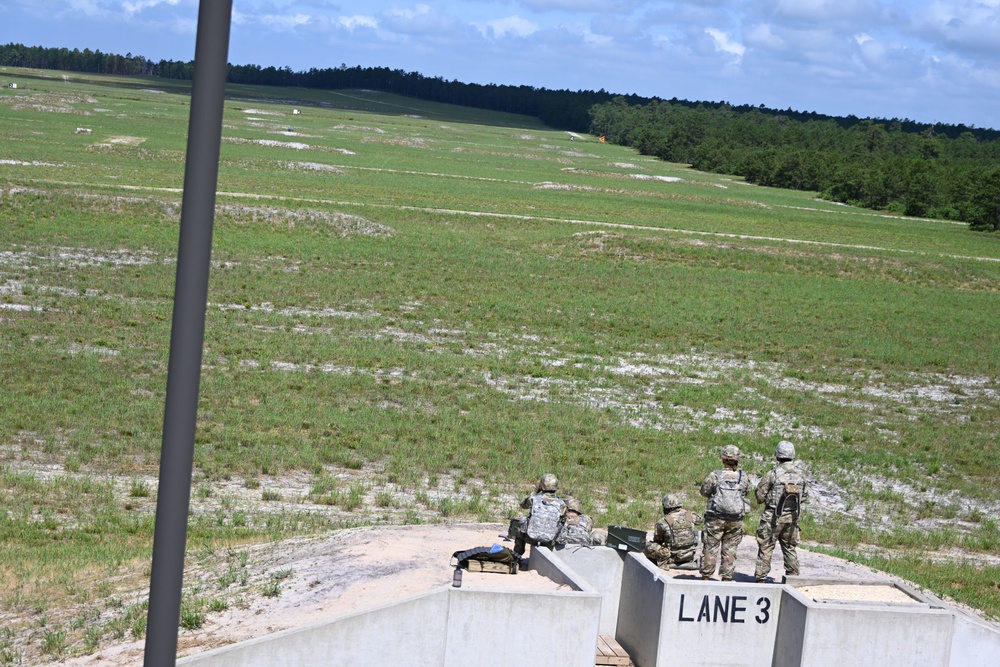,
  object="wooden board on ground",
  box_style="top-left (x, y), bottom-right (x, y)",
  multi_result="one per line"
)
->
top-left (596, 634), bottom-right (631, 666)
